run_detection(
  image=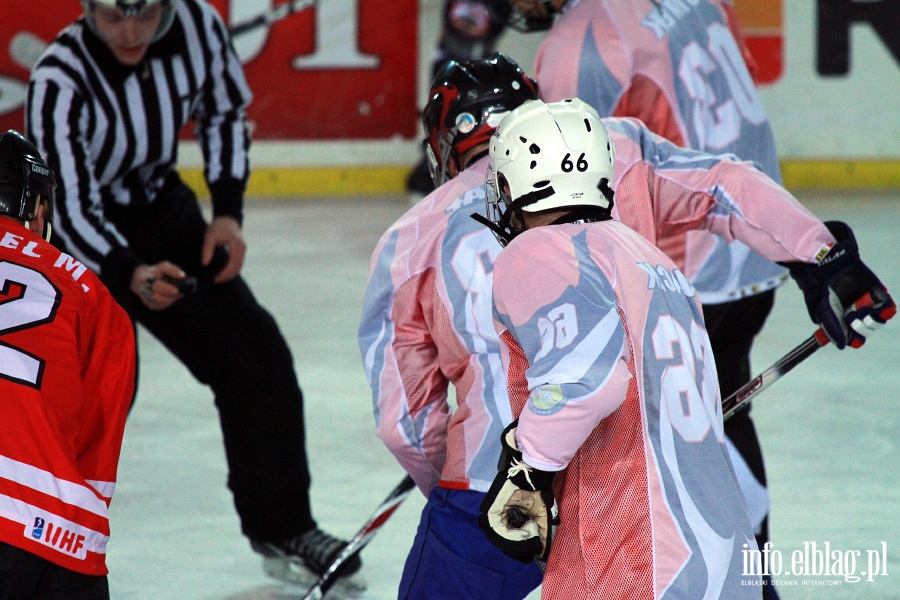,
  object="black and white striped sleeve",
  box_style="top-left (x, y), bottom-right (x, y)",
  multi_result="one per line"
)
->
top-left (26, 46), bottom-right (139, 285)
top-left (187, 0), bottom-right (253, 224)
